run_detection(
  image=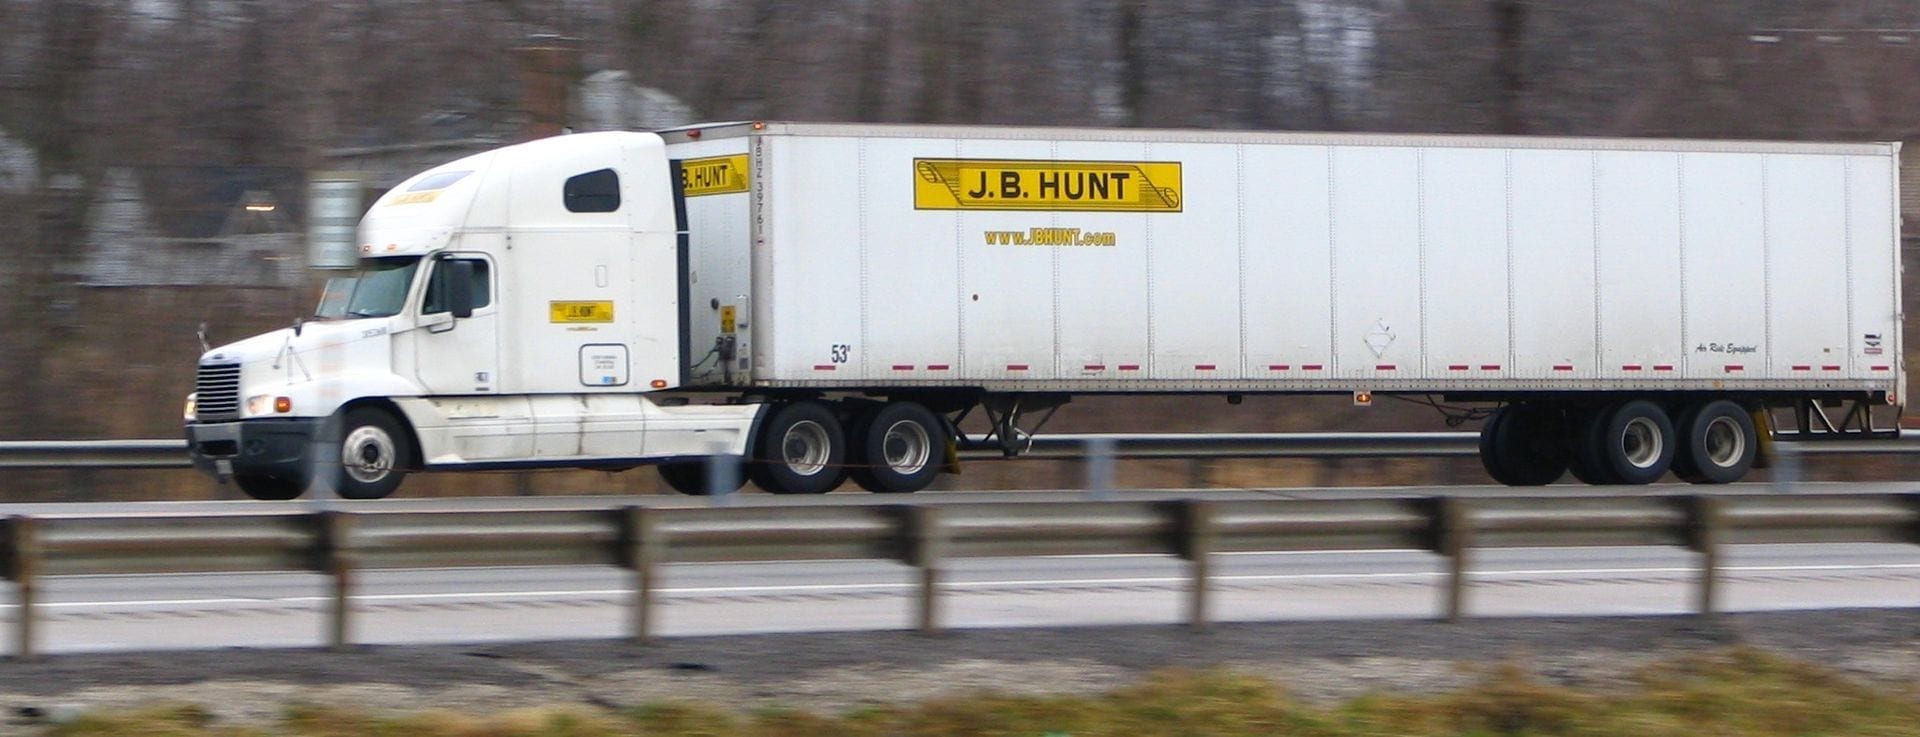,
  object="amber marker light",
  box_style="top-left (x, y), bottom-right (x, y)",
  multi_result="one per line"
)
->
top-left (651, 379), bottom-right (668, 388)
top-left (274, 397), bottom-right (293, 413)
